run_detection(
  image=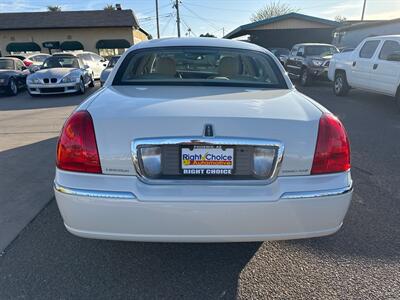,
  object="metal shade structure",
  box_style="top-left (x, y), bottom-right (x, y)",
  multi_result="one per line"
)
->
top-left (6, 42), bottom-right (41, 53)
top-left (96, 39), bottom-right (131, 49)
top-left (60, 41), bottom-right (84, 51)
